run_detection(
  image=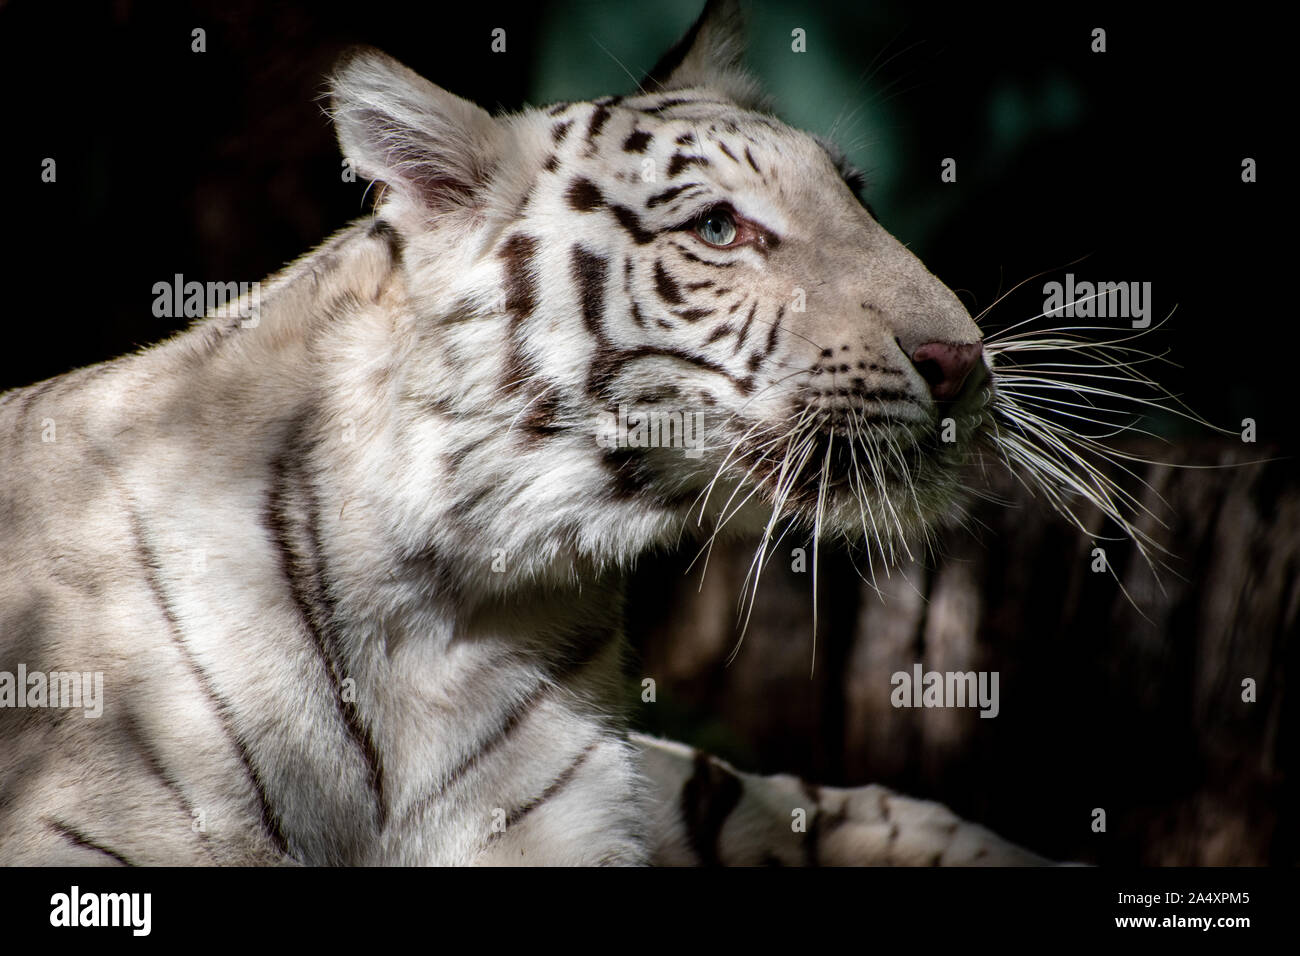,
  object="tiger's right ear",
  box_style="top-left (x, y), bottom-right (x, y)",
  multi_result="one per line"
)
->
top-left (642, 0), bottom-right (761, 107)
top-left (329, 49), bottom-right (504, 224)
